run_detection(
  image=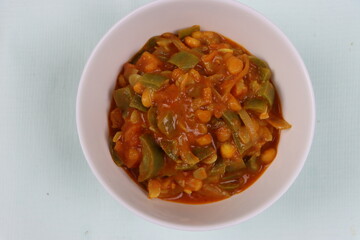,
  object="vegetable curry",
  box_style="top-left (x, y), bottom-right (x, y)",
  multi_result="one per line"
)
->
top-left (108, 25), bottom-right (291, 204)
